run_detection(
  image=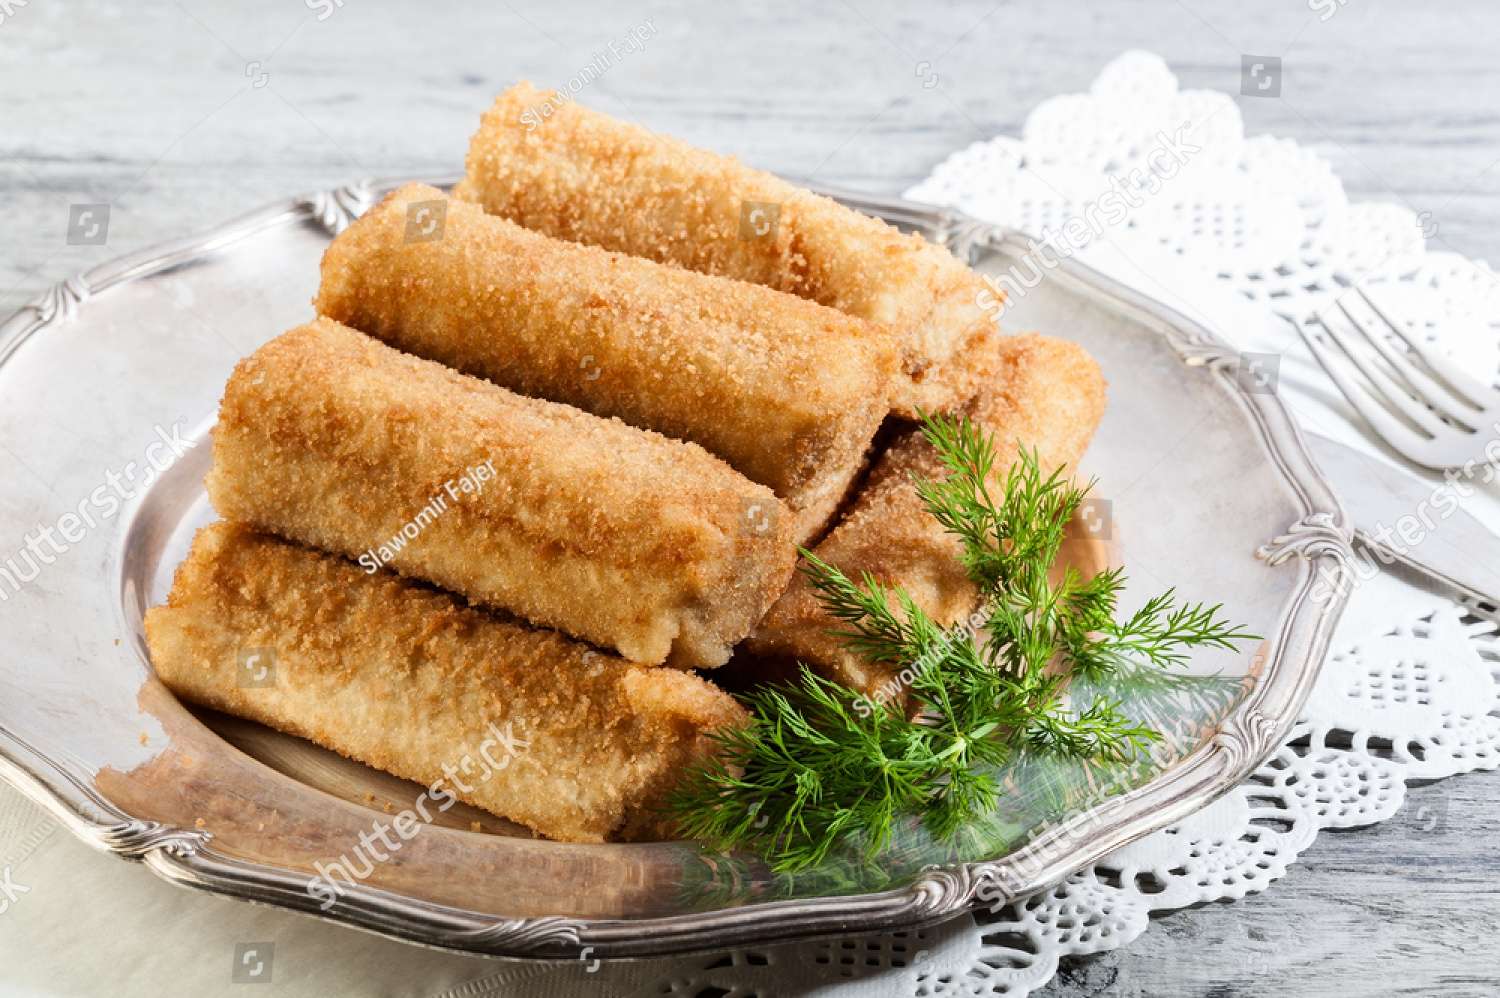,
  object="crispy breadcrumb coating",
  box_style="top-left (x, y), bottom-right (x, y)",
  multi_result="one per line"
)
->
top-left (453, 82), bottom-right (997, 416)
top-left (144, 523), bottom-right (748, 842)
top-left (205, 318), bottom-right (797, 668)
top-left (316, 184), bottom-right (896, 542)
top-left (743, 334), bottom-right (1108, 697)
